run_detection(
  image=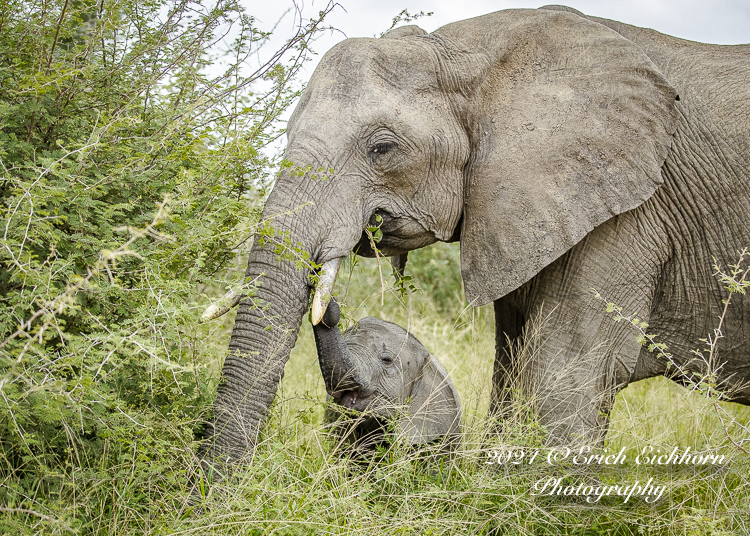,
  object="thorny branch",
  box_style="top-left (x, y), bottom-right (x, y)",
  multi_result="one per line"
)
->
top-left (593, 249), bottom-right (750, 455)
